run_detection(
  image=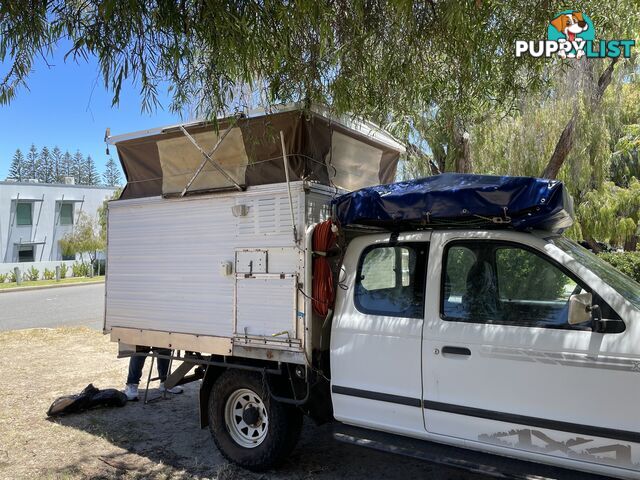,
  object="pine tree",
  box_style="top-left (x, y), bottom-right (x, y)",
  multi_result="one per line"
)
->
top-left (51, 146), bottom-right (63, 183)
top-left (38, 146), bottom-right (53, 183)
top-left (62, 151), bottom-right (73, 179)
top-left (8, 149), bottom-right (25, 181)
top-left (84, 155), bottom-right (99, 185)
top-left (25, 144), bottom-right (39, 180)
top-left (102, 157), bottom-right (122, 186)
top-left (72, 150), bottom-right (84, 184)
